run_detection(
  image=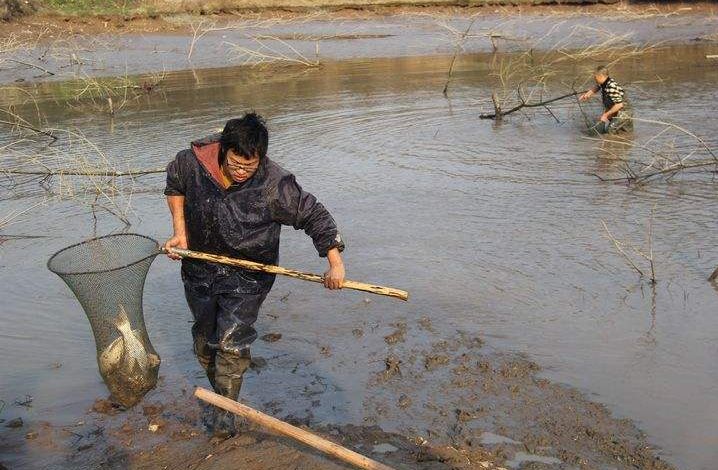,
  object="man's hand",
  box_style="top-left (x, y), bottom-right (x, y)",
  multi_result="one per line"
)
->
top-left (579, 90), bottom-right (593, 102)
top-left (602, 103), bottom-right (623, 123)
top-left (164, 234), bottom-right (187, 260)
top-left (166, 195), bottom-right (187, 261)
top-left (324, 264), bottom-right (345, 290)
top-left (324, 247), bottom-right (345, 290)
